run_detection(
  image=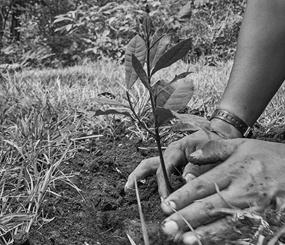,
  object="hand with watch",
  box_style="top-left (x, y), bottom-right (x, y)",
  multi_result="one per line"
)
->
top-left (125, 0), bottom-right (285, 244)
